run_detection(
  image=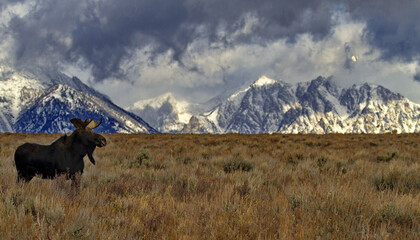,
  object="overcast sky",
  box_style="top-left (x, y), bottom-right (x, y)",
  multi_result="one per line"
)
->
top-left (1, 0), bottom-right (420, 107)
